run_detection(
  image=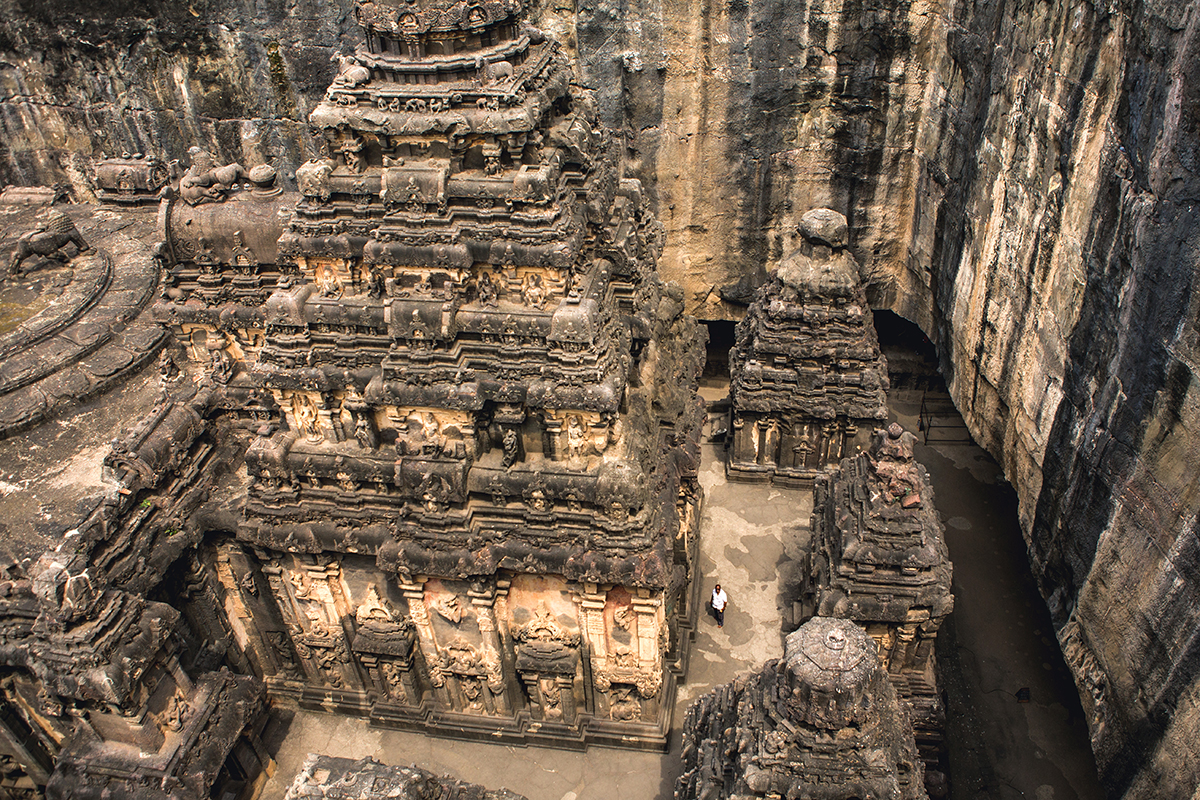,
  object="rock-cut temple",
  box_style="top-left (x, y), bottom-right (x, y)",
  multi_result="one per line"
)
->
top-left (0, 0), bottom-right (707, 796)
